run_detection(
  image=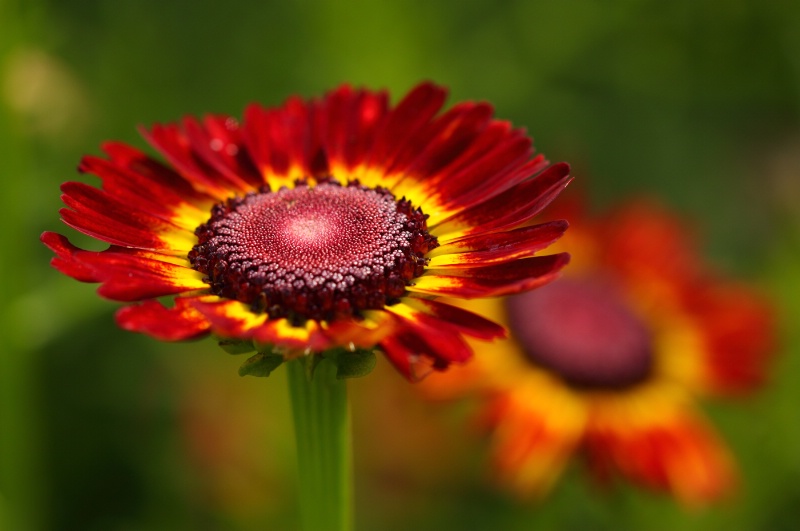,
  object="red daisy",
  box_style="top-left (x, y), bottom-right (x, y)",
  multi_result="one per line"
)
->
top-left (41, 82), bottom-right (571, 380)
top-left (423, 196), bottom-right (776, 505)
